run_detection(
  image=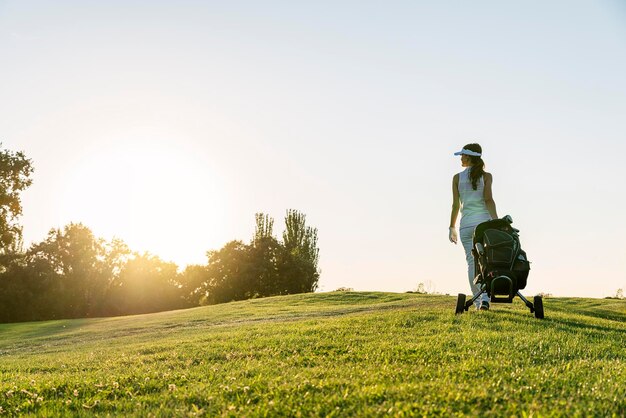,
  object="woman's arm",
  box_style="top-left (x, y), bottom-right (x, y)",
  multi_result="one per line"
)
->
top-left (449, 174), bottom-right (460, 228)
top-left (483, 172), bottom-right (498, 219)
top-left (449, 174), bottom-right (460, 244)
